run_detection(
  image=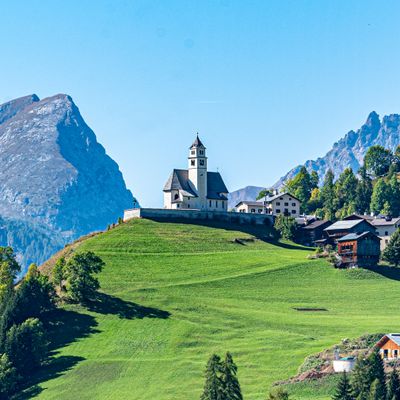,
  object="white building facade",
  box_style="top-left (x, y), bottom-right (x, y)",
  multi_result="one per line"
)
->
top-left (235, 192), bottom-right (301, 217)
top-left (163, 135), bottom-right (229, 211)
